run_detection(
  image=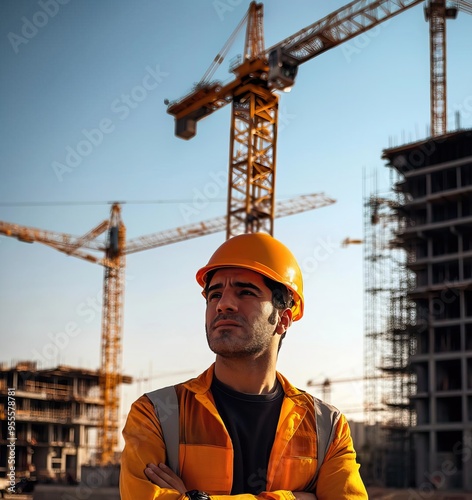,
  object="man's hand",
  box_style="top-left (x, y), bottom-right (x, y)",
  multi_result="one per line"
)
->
top-left (145, 463), bottom-right (187, 494)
